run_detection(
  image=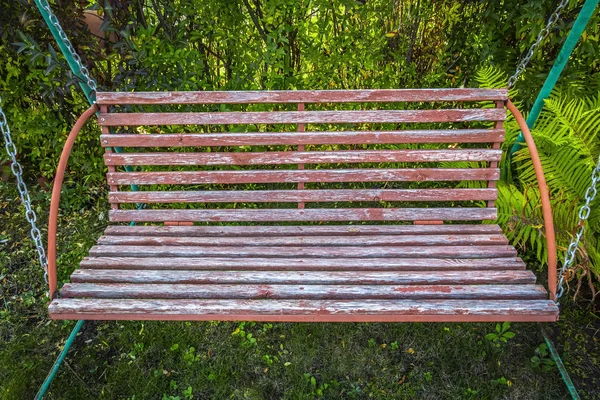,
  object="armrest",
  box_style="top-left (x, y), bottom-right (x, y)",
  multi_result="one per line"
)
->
top-left (48, 104), bottom-right (99, 299)
top-left (506, 100), bottom-right (557, 300)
